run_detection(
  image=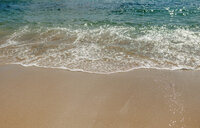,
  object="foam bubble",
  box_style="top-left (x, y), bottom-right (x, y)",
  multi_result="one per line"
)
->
top-left (0, 25), bottom-right (200, 73)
